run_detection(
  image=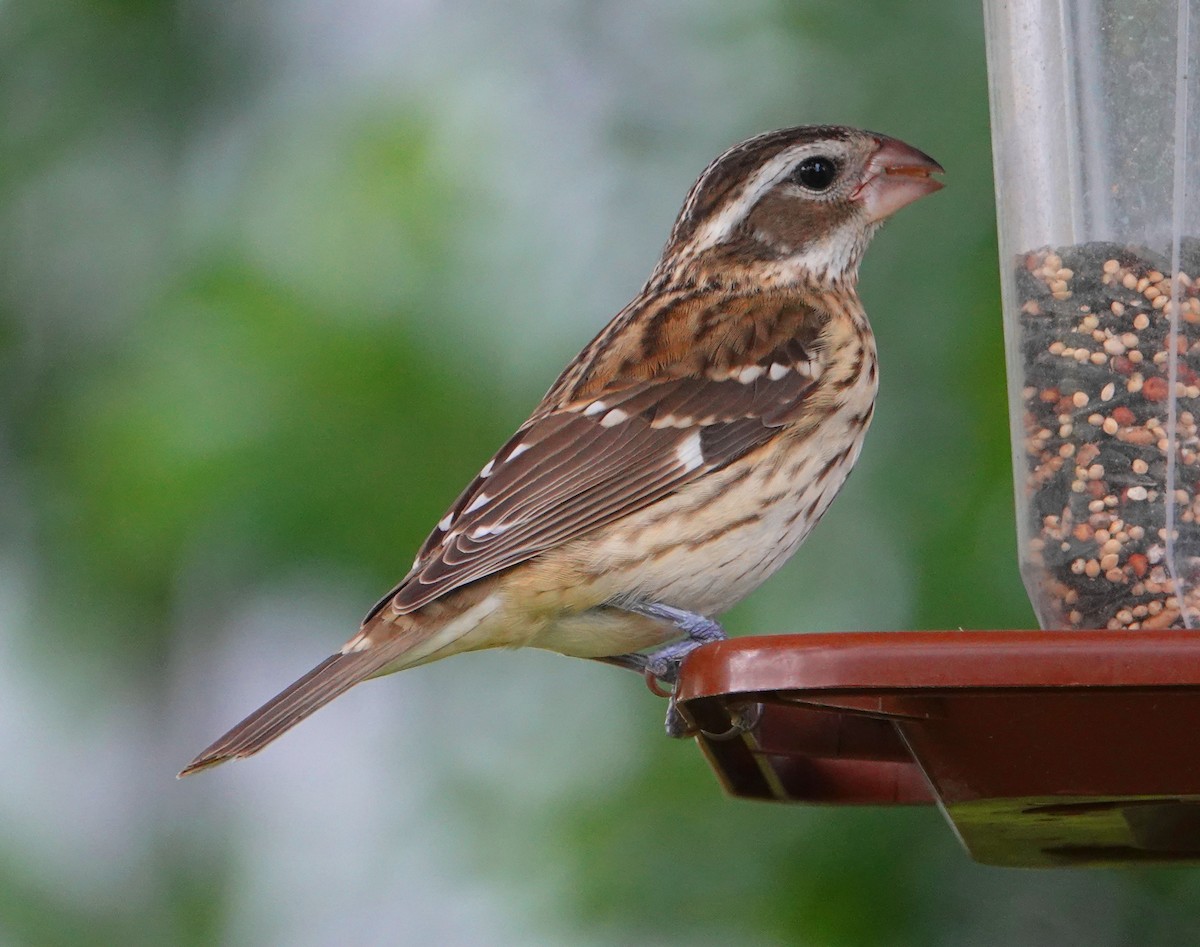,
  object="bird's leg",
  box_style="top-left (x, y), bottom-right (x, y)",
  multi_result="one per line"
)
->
top-left (591, 603), bottom-right (727, 675)
top-left (592, 602), bottom-right (730, 737)
top-left (625, 602), bottom-right (727, 680)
